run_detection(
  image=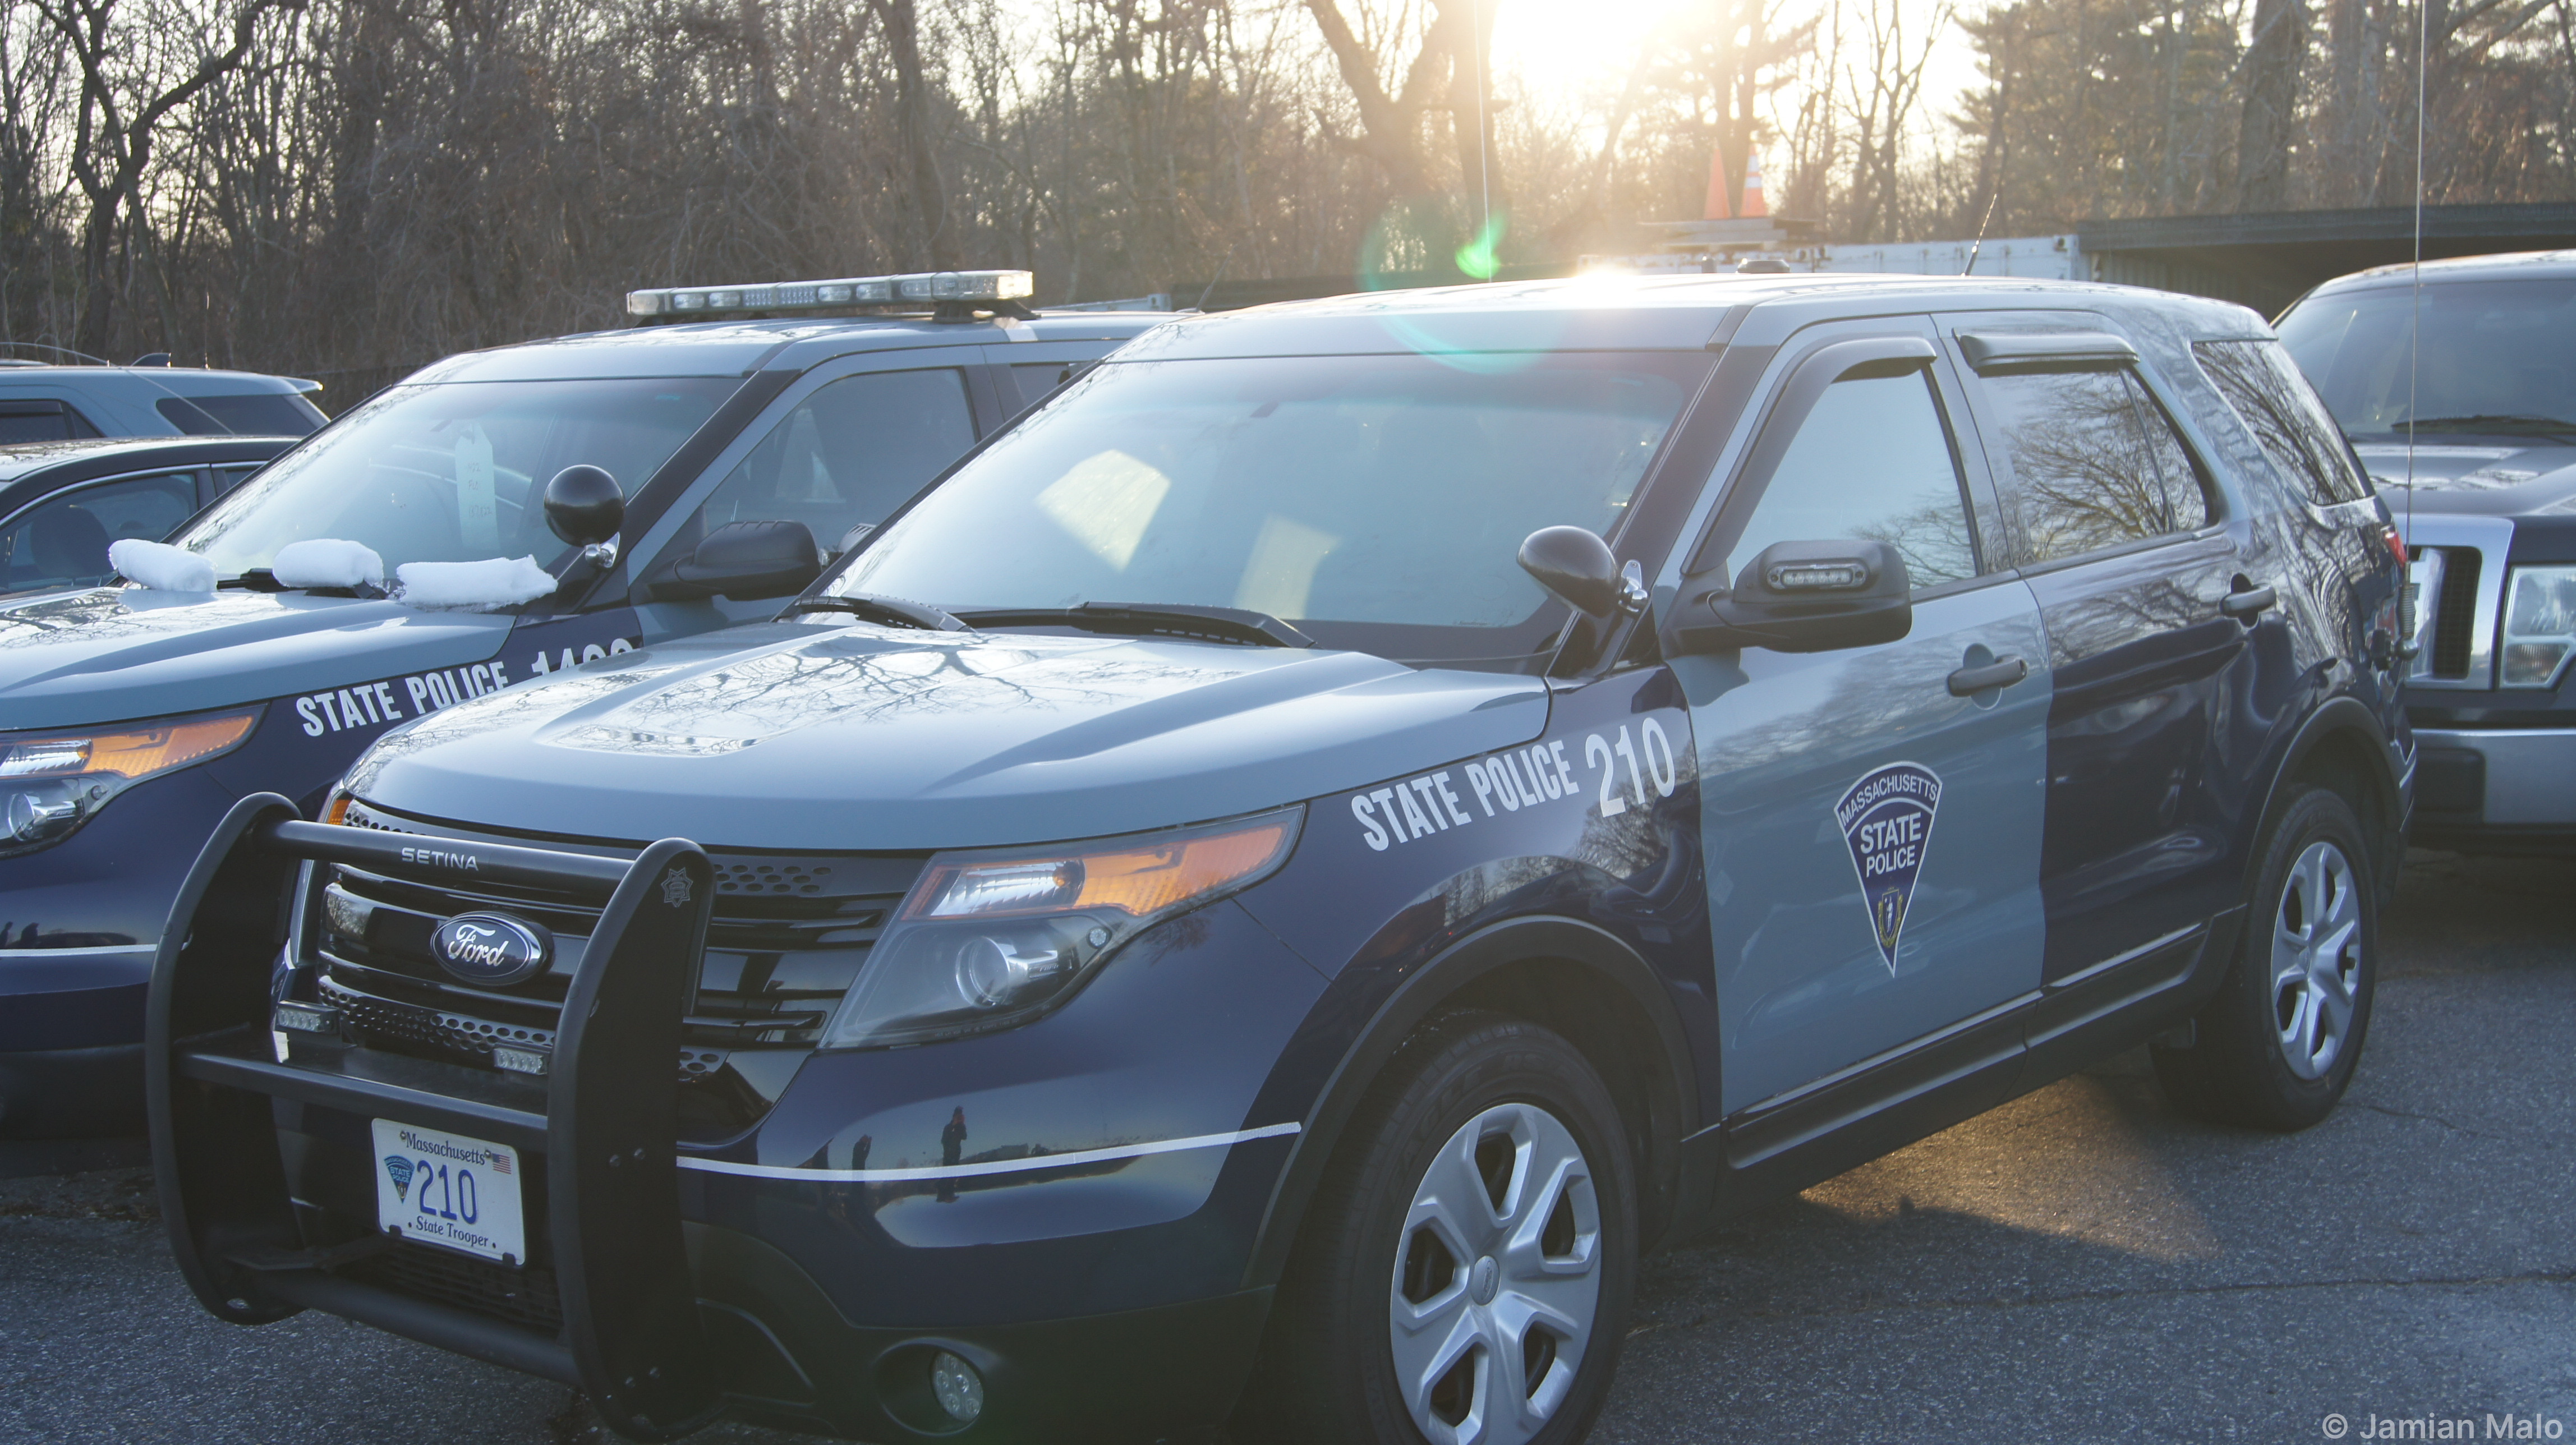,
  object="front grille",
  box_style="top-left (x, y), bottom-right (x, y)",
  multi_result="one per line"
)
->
top-left (305, 807), bottom-right (923, 1134)
top-left (344, 1243), bottom-right (564, 1333)
top-left (2431, 546), bottom-right (2483, 678)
